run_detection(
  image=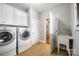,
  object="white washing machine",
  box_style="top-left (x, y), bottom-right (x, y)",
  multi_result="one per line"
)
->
top-left (18, 27), bottom-right (32, 53)
top-left (0, 26), bottom-right (16, 56)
